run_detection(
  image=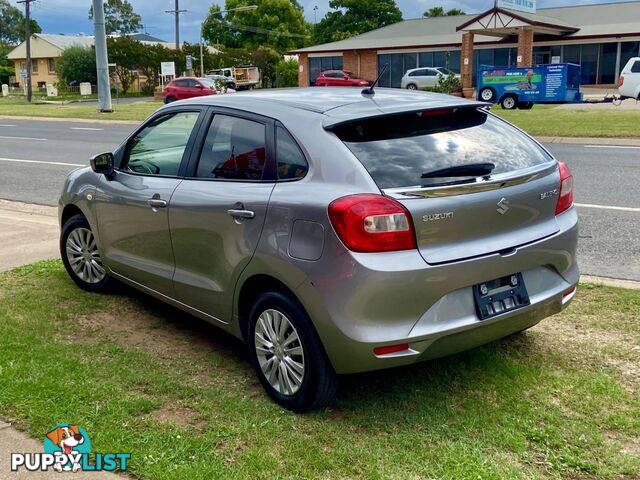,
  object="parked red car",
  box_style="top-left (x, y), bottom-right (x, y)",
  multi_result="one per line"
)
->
top-left (163, 77), bottom-right (217, 103)
top-left (314, 70), bottom-right (371, 87)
